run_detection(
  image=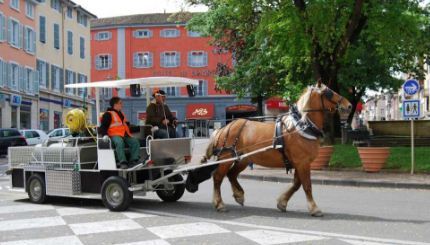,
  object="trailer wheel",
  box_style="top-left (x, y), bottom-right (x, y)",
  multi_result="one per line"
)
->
top-left (101, 176), bottom-right (133, 211)
top-left (156, 174), bottom-right (185, 202)
top-left (27, 174), bottom-right (47, 204)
